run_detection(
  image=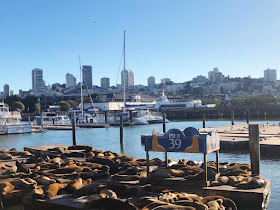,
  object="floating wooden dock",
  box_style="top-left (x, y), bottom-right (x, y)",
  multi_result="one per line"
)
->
top-left (0, 144), bottom-right (271, 209)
